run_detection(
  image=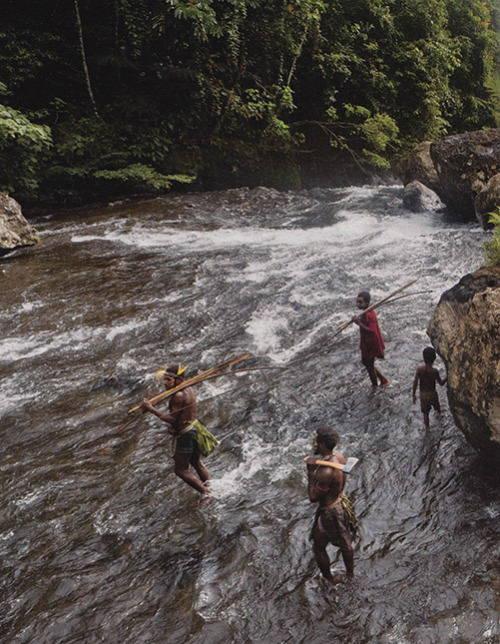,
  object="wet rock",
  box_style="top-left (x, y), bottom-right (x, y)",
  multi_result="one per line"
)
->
top-left (430, 129), bottom-right (500, 220)
top-left (403, 180), bottom-right (445, 213)
top-left (427, 267), bottom-right (500, 462)
top-left (0, 193), bottom-right (38, 256)
top-left (401, 141), bottom-right (442, 195)
top-left (474, 173), bottom-right (500, 230)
